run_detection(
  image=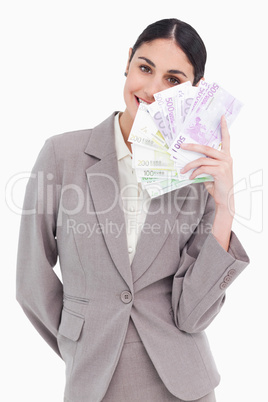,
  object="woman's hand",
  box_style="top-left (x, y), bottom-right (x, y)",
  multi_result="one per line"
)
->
top-left (180, 115), bottom-right (234, 210)
top-left (180, 116), bottom-right (234, 250)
